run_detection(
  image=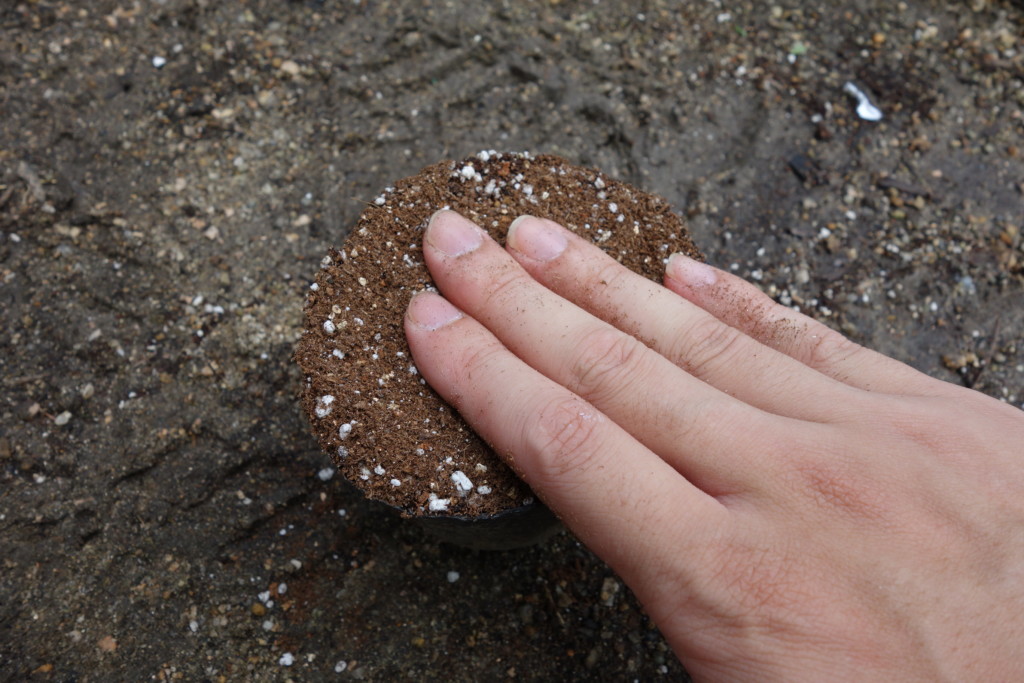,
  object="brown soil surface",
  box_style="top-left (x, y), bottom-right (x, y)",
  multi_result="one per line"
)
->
top-left (295, 152), bottom-right (700, 518)
top-left (2, 1), bottom-right (1022, 680)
